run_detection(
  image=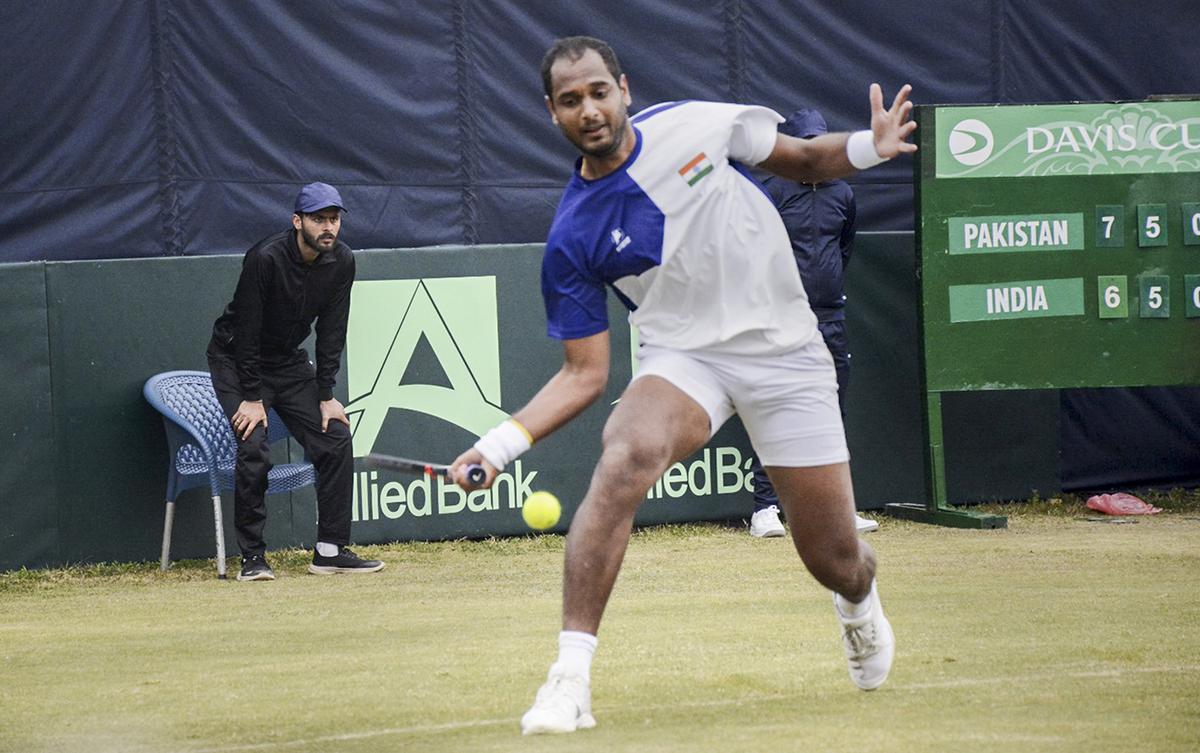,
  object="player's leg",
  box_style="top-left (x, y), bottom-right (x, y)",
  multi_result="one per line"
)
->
top-left (734, 337), bottom-right (892, 689)
top-left (764, 463), bottom-right (873, 598)
top-left (818, 322), bottom-right (877, 532)
top-left (207, 343), bottom-right (274, 581)
top-left (562, 374), bottom-right (712, 633)
top-left (522, 351), bottom-right (722, 735)
top-left (268, 357), bottom-right (381, 575)
top-left (765, 463), bottom-right (893, 689)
